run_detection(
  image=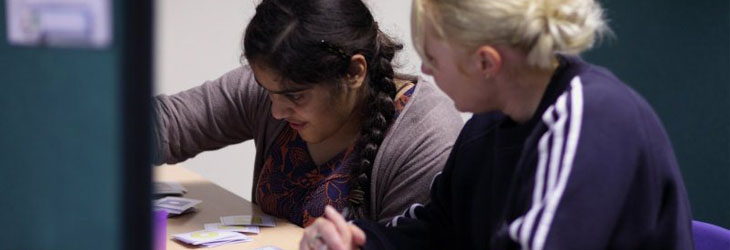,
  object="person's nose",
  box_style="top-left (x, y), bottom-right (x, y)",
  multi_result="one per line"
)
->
top-left (270, 95), bottom-right (293, 120)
